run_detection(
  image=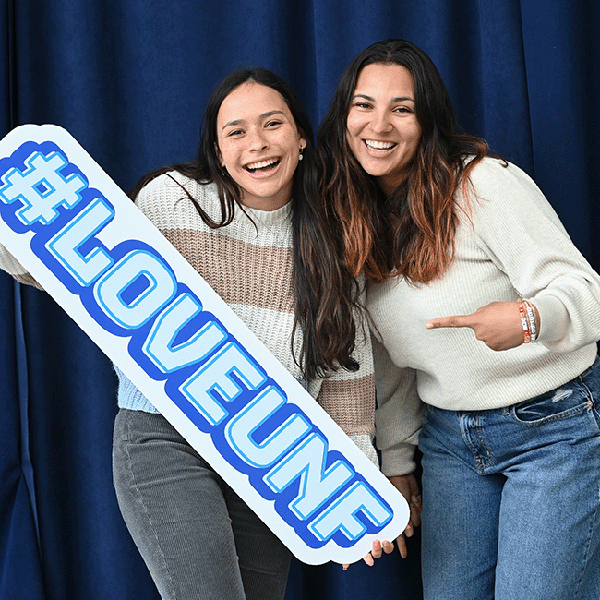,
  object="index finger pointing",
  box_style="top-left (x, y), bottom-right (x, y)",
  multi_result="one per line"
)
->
top-left (426, 314), bottom-right (474, 330)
